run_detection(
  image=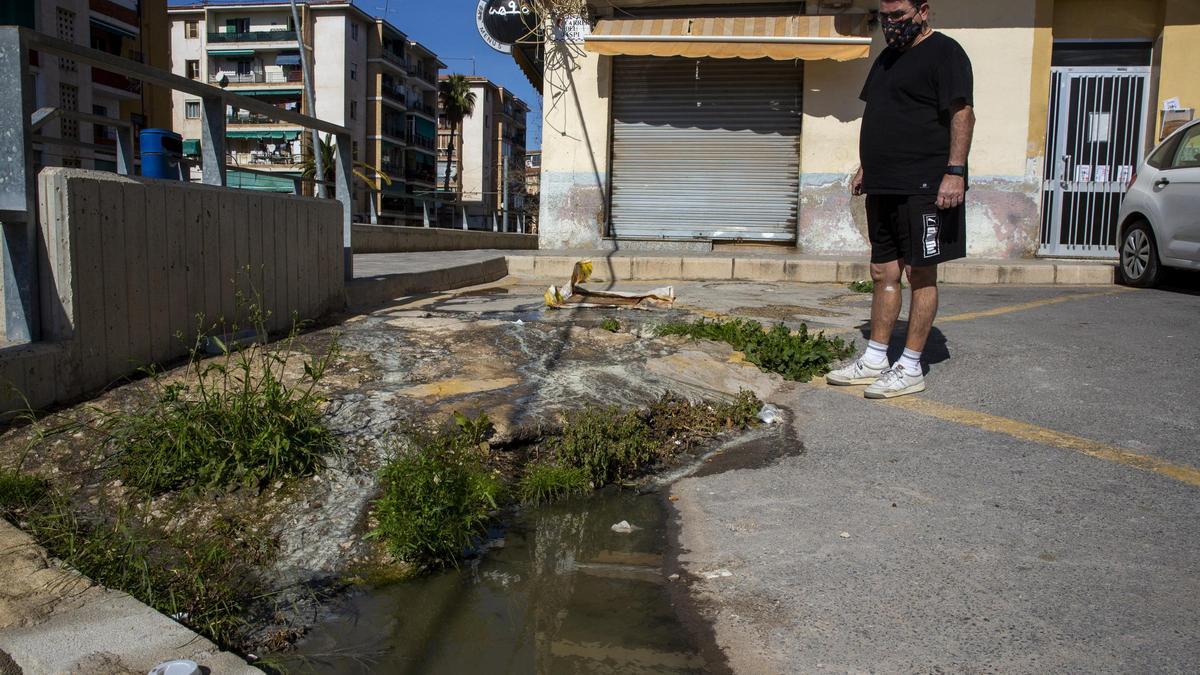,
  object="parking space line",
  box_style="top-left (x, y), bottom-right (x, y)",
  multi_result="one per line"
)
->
top-left (811, 377), bottom-right (1200, 488)
top-left (938, 288), bottom-right (1133, 323)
